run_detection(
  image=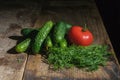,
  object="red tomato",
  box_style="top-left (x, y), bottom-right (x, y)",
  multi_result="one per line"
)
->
top-left (68, 26), bottom-right (93, 46)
